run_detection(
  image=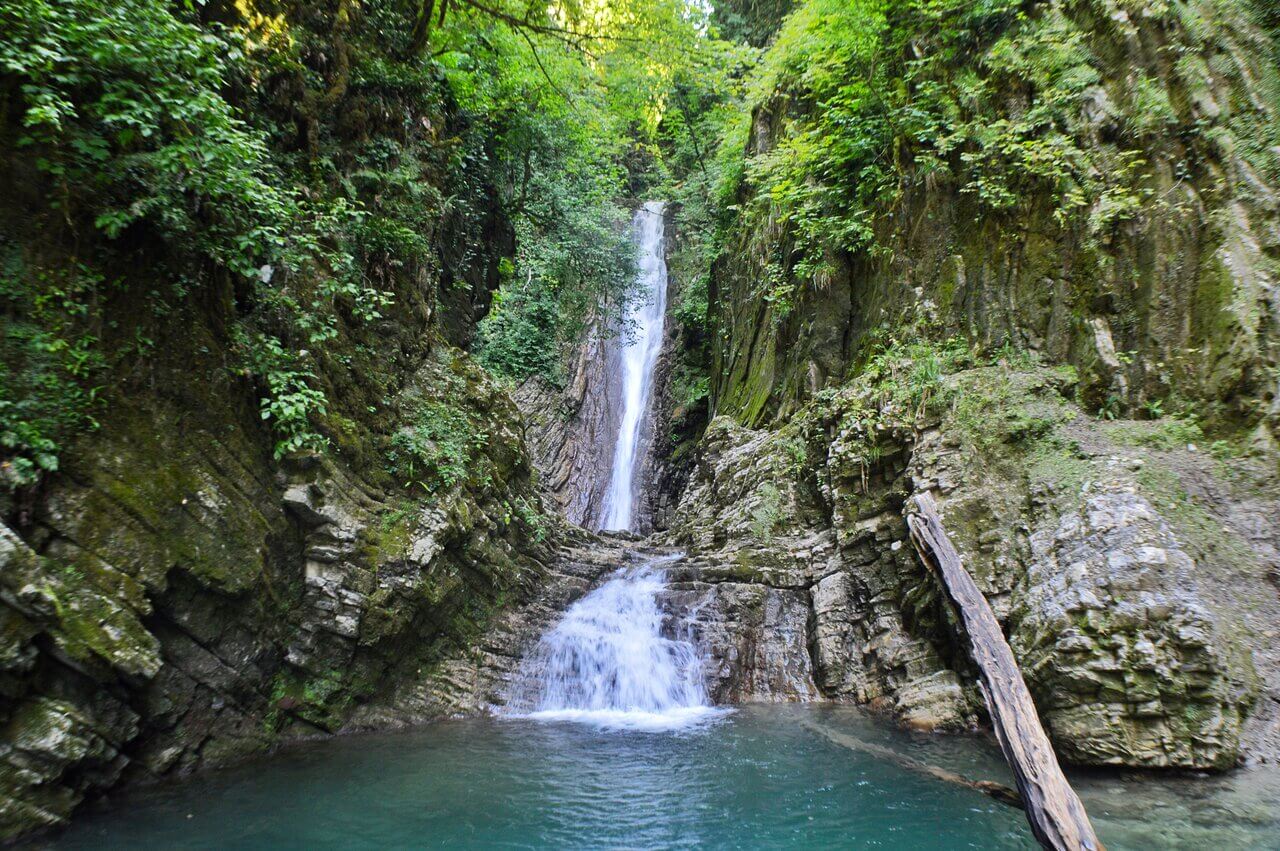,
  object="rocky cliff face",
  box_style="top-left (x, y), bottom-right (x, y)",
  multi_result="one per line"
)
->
top-left (0, 333), bottom-right (563, 837)
top-left (0, 46), bottom-right (557, 837)
top-left (514, 328), bottom-right (621, 529)
top-left (662, 360), bottom-right (1278, 769)
top-left (712, 0), bottom-right (1280, 444)
top-left (639, 0), bottom-right (1280, 772)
